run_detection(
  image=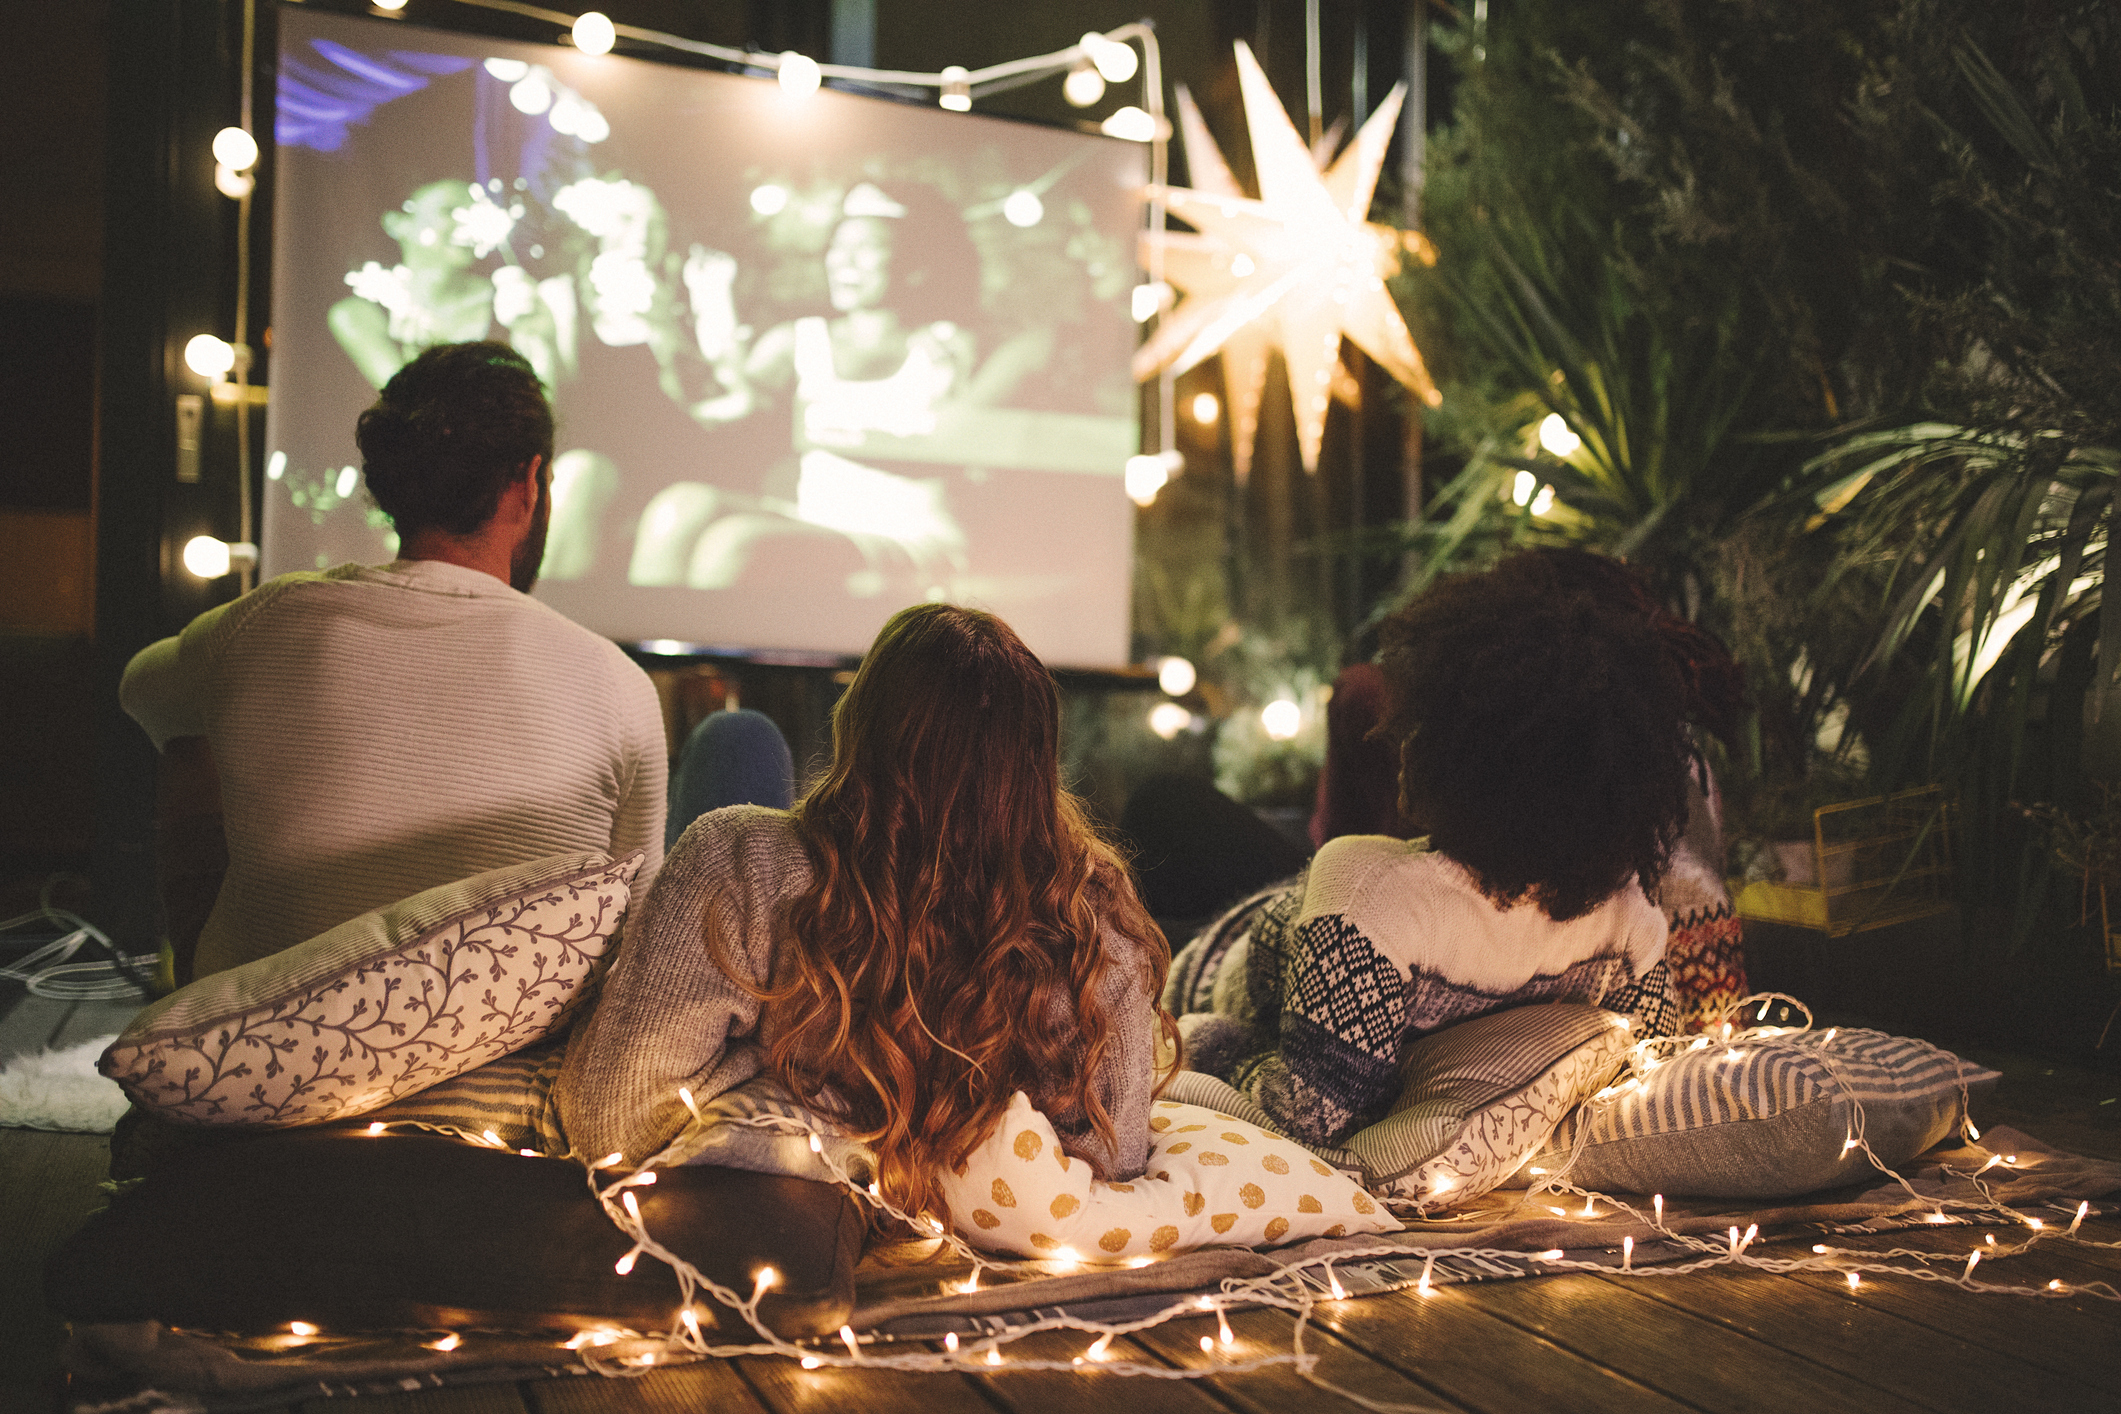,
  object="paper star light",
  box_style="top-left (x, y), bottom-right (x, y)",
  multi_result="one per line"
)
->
top-left (1137, 40), bottom-right (1439, 478)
